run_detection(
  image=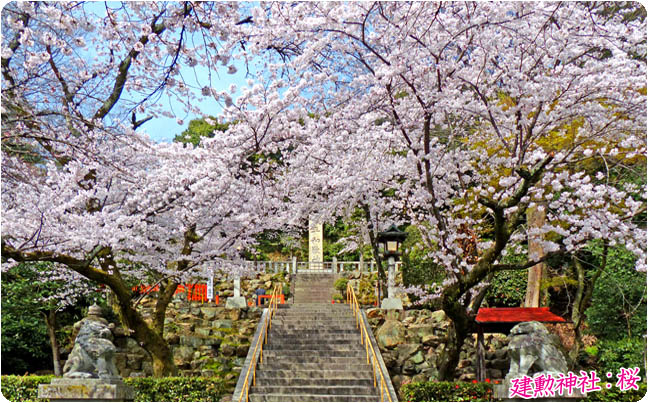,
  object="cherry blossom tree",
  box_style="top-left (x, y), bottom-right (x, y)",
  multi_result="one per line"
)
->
top-left (0, 2), bottom-right (284, 376)
top-left (224, 1), bottom-right (646, 379)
